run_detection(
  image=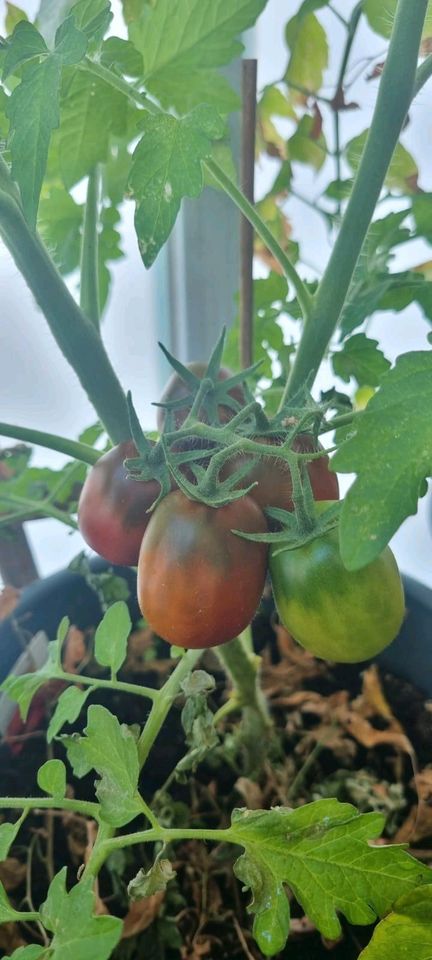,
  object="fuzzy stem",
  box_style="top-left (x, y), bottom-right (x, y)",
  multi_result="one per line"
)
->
top-left (137, 650), bottom-right (202, 767)
top-left (285, 0), bottom-right (428, 399)
top-left (80, 167), bottom-right (101, 328)
top-left (0, 422), bottom-right (100, 464)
